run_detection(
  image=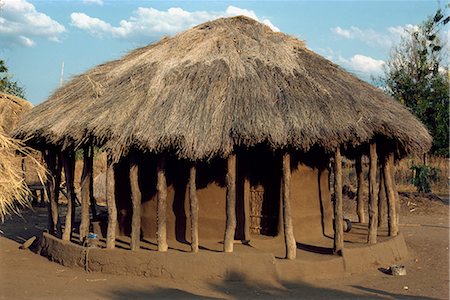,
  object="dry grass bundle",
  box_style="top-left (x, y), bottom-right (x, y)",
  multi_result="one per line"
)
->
top-left (0, 132), bottom-right (46, 222)
top-left (15, 16), bottom-right (431, 161)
